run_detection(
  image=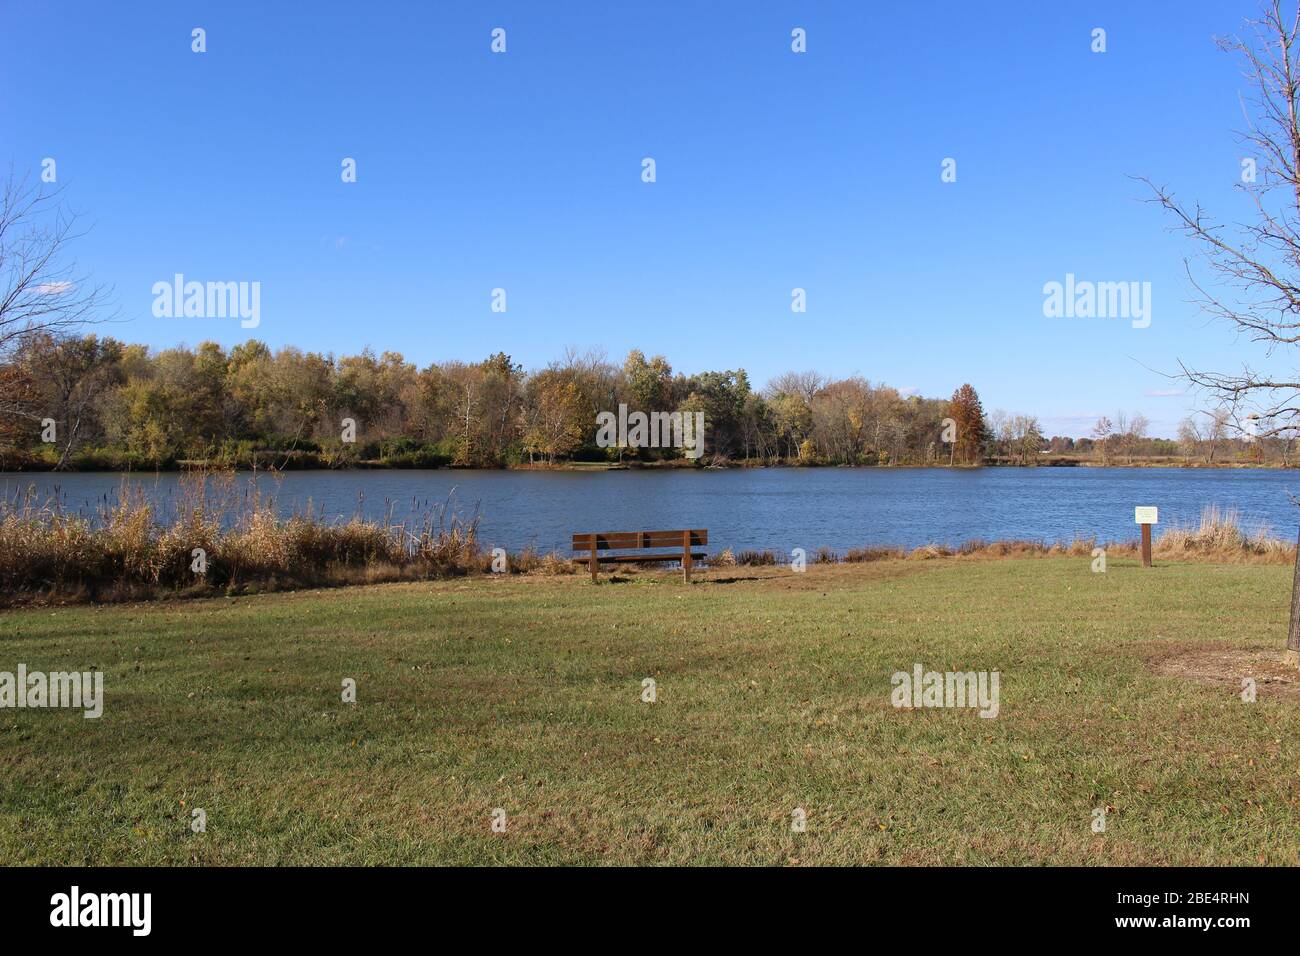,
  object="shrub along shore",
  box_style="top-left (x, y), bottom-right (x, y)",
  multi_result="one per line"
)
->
top-left (0, 476), bottom-right (1290, 607)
